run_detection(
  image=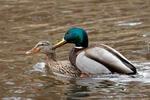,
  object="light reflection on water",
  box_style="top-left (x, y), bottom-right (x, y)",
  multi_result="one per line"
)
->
top-left (116, 22), bottom-right (143, 26)
top-left (28, 62), bottom-right (46, 74)
top-left (0, 0), bottom-right (150, 100)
